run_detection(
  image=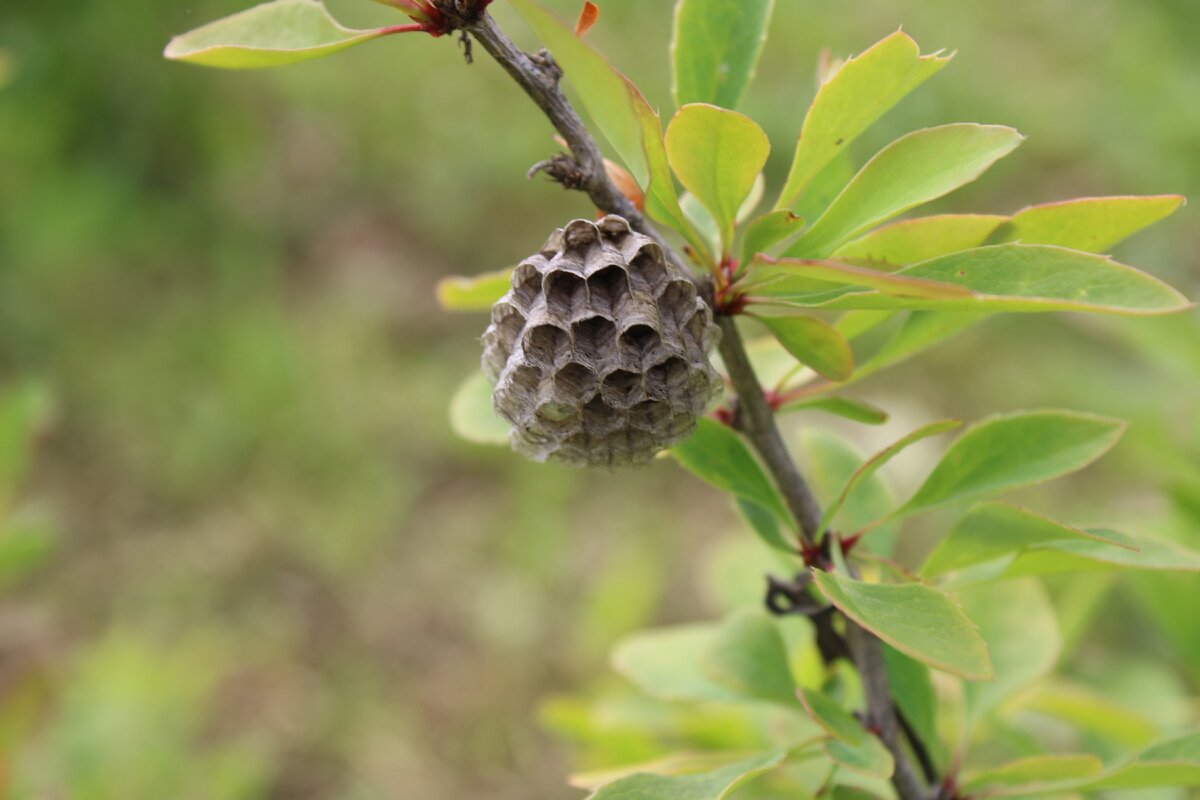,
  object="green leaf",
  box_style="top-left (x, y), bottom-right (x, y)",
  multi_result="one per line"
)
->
top-left (1000, 526), bottom-right (1200, 578)
top-left (833, 214), bottom-right (1007, 267)
top-left (898, 410), bottom-right (1126, 517)
top-left (882, 647), bottom-right (937, 758)
top-left (164, 0), bottom-right (398, 69)
top-left (1013, 681), bottom-right (1158, 750)
top-left (921, 501), bottom-right (1133, 579)
top-left (666, 104), bottom-right (771, 249)
top-left (795, 687), bottom-right (897, 778)
top-left (747, 256), bottom-right (974, 302)
top-left (672, 418), bottom-right (792, 529)
top-left (740, 211), bottom-right (805, 265)
top-left (988, 195), bottom-right (1186, 253)
top-left (572, 752), bottom-right (779, 793)
top-left (791, 151), bottom-right (857, 228)
top-left (798, 430), bottom-right (897, 556)
top-left (435, 268), bottom-right (512, 312)
top-left (776, 31), bottom-right (952, 210)
top-left (960, 578), bottom-right (1060, 724)
top-left (611, 623), bottom-right (738, 703)
top-left (587, 751), bottom-right (786, 800)
top-left (795, 687), bottom-right (864, 744)
top-left (705, 612), bottom-right (797, 706)
top-left (961, 755), bottom-right (1105, 795)
top-left (782, 124), bottom-right (1023, 259)
top-left (812, 570), bottom-right (993, 679)
top-left (761, 245), bottom-right (1193, 316)
top-left (672, 0), bottom-right (774, 109)
top-left (852, 311), bottom-right (984, 382)
top-left (735, 498), bottom-right (795, 554)
top-left (826, 735), bottom-right (895, 779)
top-left (818, 419), bottom-right (961, 532)
top-left (776, 396), bottom-right (888, 426)
top-left (448, 372), bottom-right (509, 446)
top-left (750, 314), bottom-right (854, 382)
top-left (509, 0), bottom-right (647, 185)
